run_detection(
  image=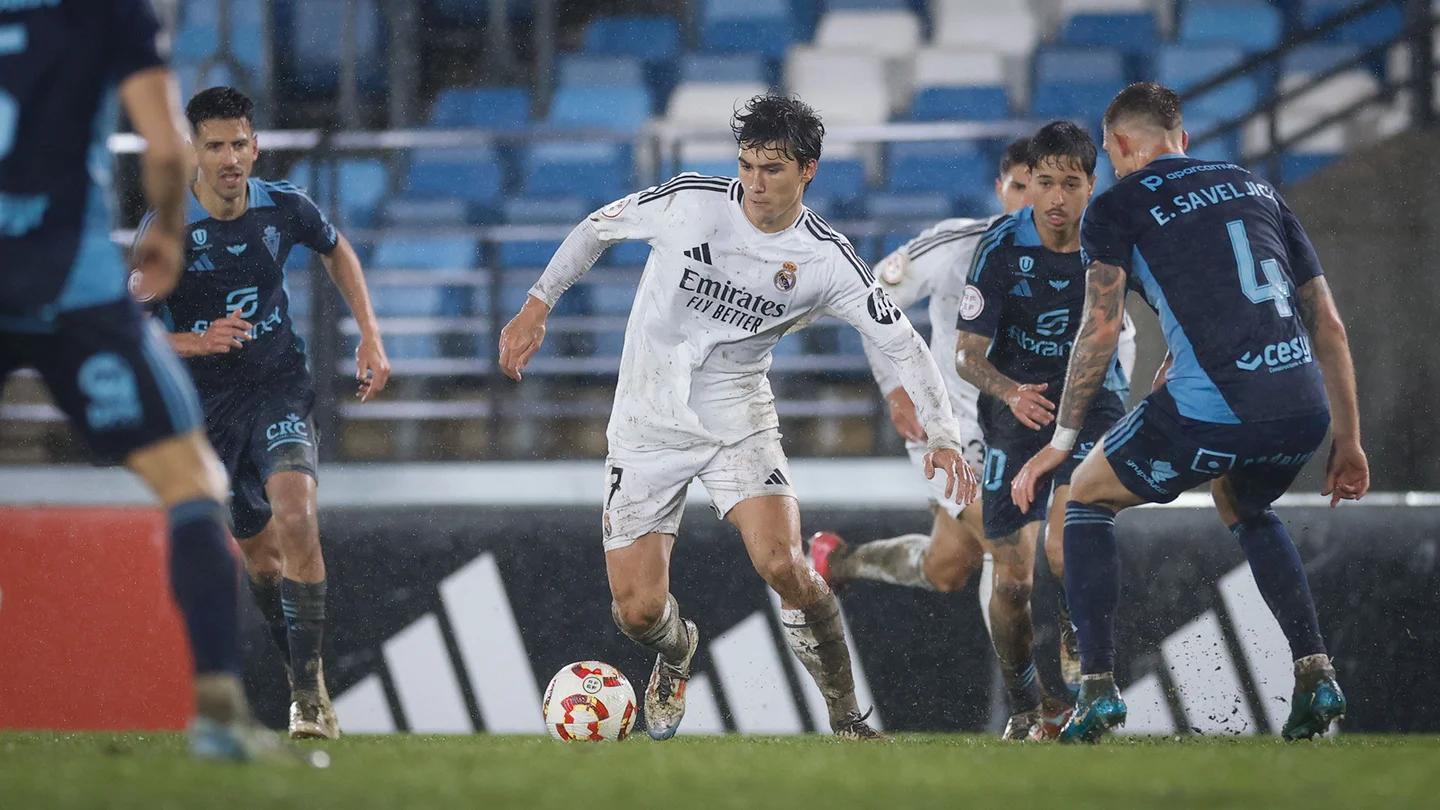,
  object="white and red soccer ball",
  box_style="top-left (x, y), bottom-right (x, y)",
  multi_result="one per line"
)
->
top-left (542, 661), bottom-right (637, 742)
